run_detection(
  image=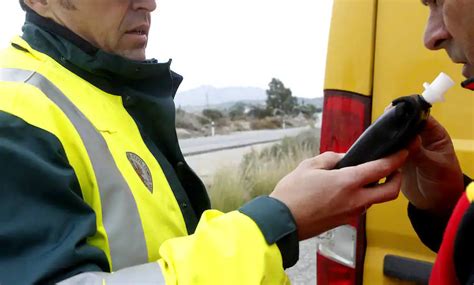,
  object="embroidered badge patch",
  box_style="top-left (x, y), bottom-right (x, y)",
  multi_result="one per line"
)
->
top-left (126, 152), bottom-right (153, 193)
